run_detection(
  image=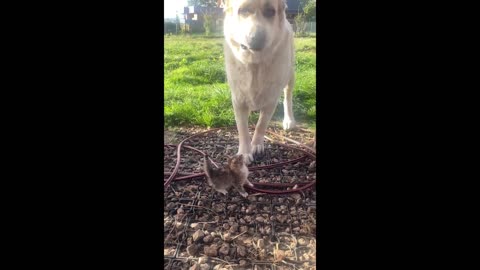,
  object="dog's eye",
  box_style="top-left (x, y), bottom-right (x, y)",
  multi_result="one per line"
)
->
top-left (238, 7), bottom-right (252, 16)
top-left (263, 8), bottom-right (275, 18)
